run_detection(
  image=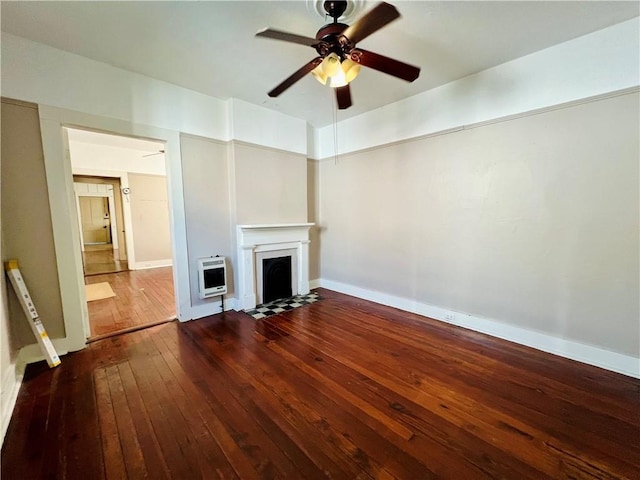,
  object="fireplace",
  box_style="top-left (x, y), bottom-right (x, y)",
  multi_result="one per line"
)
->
top-left (236, 223), bottom-right (314, 310)
top-left (255, 248), bottom-right (298, 304)
top-left (262, 255), bottom-right (292, 303)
